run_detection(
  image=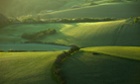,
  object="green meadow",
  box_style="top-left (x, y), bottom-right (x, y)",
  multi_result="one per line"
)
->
top-left (0, 51), bottom-right (62, 84)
